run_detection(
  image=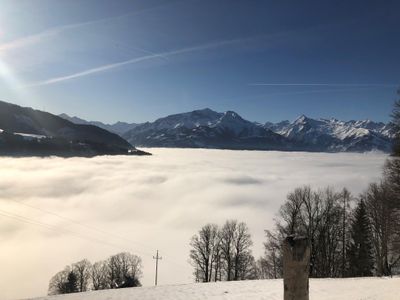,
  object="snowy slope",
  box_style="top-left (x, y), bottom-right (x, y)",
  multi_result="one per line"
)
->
top-left (28, 277), bottom-right (400, 300)
top-left (122, 109), bottom-right (289, 150)
top-left (273, 115), bottom-right (393, 140)
top-left (266, 115), bottom-right (393, 152)
top-left (60, 108), bottom-right (394, 152)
